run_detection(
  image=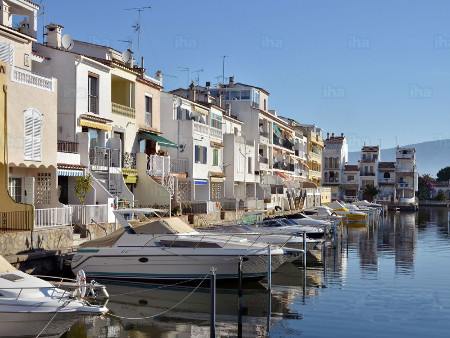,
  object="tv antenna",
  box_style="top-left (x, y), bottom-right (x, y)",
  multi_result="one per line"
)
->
top-left (118, 37), bottom-right (133, 50)
top-left (222, 55), bottom-right (228, 84)
top-left (124, 5), bottom-right (151, 67)
top-left (193, 68), bottom-right (204, 86)
top-left (178, 67), bottom-right (190, 87)
top-left (161, 72), bottom-right (177, 78)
